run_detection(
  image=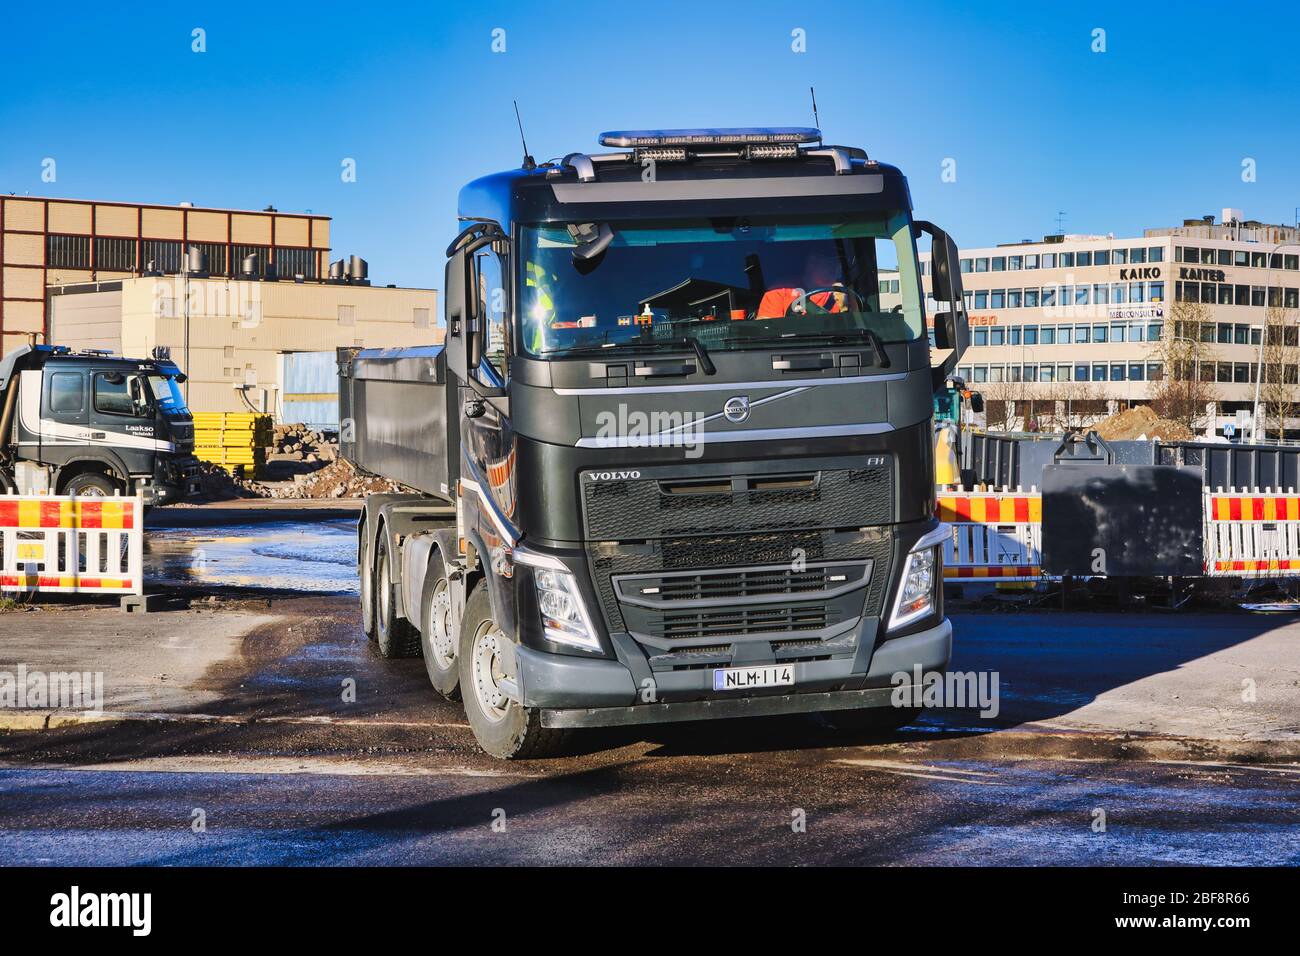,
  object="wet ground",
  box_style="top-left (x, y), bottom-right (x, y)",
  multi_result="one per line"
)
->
top-left (143, 518), bottom-right (358, 593)
top-left (1, 509), bottom-right (1297, 865)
